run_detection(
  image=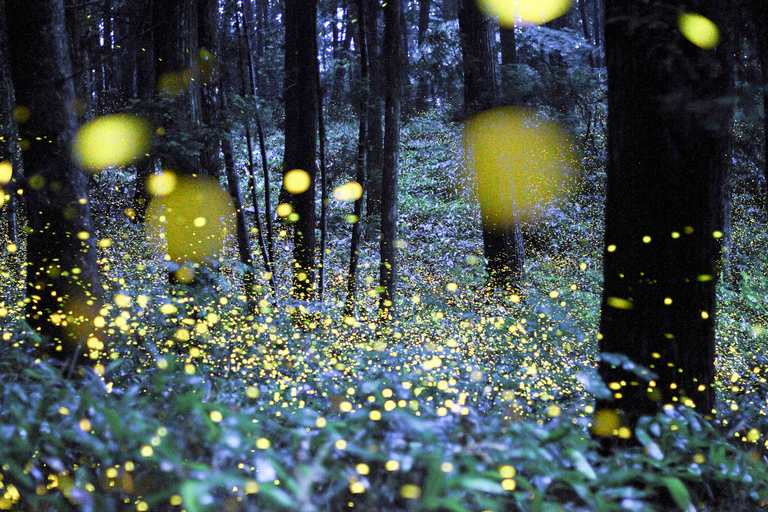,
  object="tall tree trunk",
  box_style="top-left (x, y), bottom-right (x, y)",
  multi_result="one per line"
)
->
top-left (577, 0), bottom-right (597, 68)
top-left (198, 0), bottom-right (221, 179)
top-left (153, 0), bottom-right (201, 176)
top-left (344, 0), bottom-right (369, 318)
top-left (378, 0), bottom-right (401, 321)
top-left (500, 26), bottom-right (516, 67)
top-left (597, 0), bottom-right (732, 431)
top-left (459, 0), bottom-right (525, 295)
top-left (364, 0), bottom-right (384, 234)
top-left (6, 0), bottom-right (105, 369)
top-left (415, 0), bottom-right (432, 111)
top-left (284, 0), bottom-right (318, 301)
